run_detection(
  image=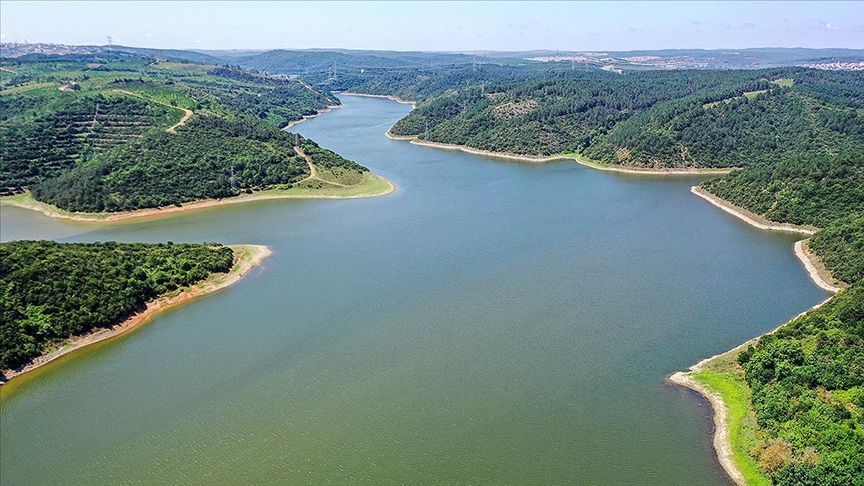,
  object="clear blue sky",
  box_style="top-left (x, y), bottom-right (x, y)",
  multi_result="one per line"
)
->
top-left (1, 1), bottom-right (862, 51)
